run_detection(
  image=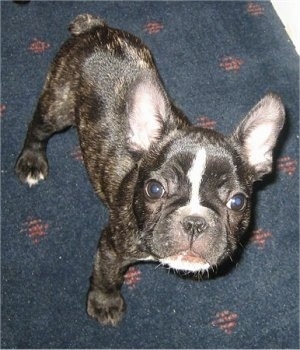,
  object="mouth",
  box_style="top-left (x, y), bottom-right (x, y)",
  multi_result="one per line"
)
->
top-left (160, 250), bottom-right (210, 272)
